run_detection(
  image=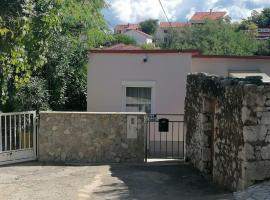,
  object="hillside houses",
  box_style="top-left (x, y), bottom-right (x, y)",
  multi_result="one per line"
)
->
top-left (114, 10), bottom-right (228, 46)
